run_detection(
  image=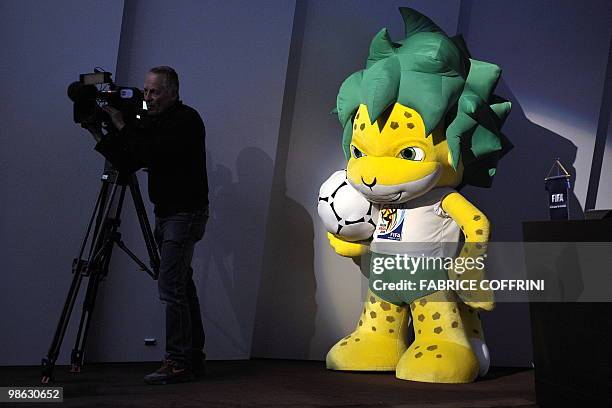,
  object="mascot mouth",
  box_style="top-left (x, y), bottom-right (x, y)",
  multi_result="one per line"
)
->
top-left (375, 192), bottom-right (403, 203)
top-left (348, 169), bottom-right (442, 204)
